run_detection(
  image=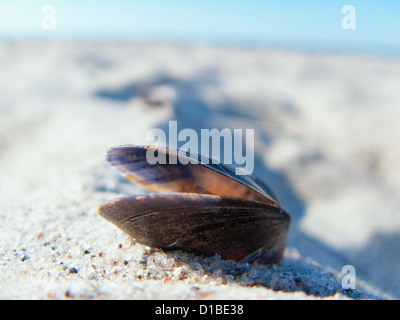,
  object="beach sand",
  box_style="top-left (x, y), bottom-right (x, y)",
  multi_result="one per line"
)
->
top-left (0, 40), bottom-right (399, 299)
